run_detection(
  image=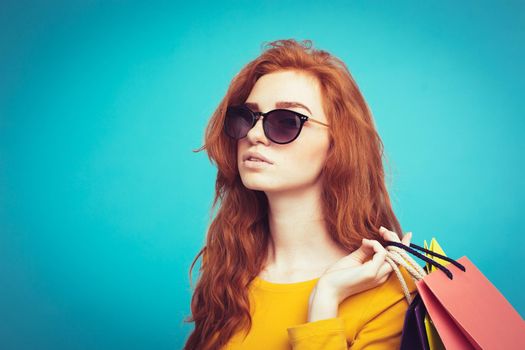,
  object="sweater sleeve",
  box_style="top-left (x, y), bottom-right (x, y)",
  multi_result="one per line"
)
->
top-left (348, 289), bottom-right (413, 349)
top-left (286, 266), bottom-right (414, 350)
top-left (287, 317), bottom-right (348, 349)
